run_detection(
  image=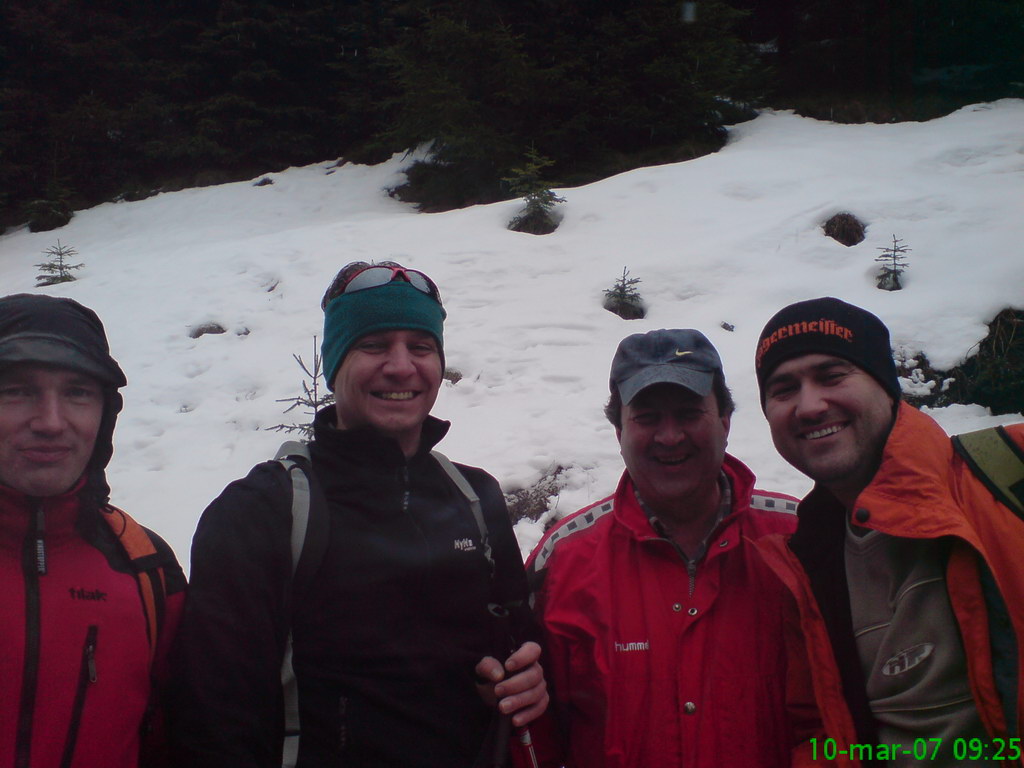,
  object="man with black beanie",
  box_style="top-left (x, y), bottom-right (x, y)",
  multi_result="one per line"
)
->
top-left (0, 293), bottom-right (185, 768)
top-left (754, 296), bottom-right (1024, 766)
